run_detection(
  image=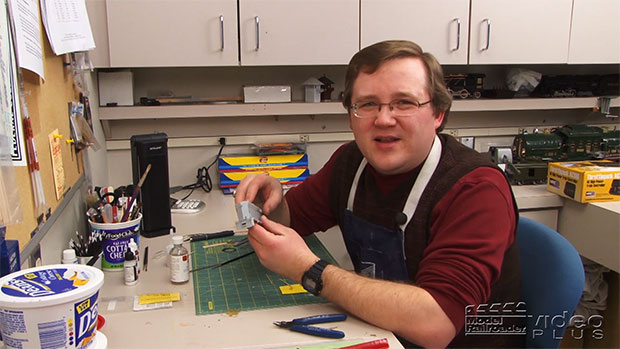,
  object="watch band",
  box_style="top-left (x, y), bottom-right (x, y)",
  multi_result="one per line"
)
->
top-left (302, 259), bottom-right (330, 296)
